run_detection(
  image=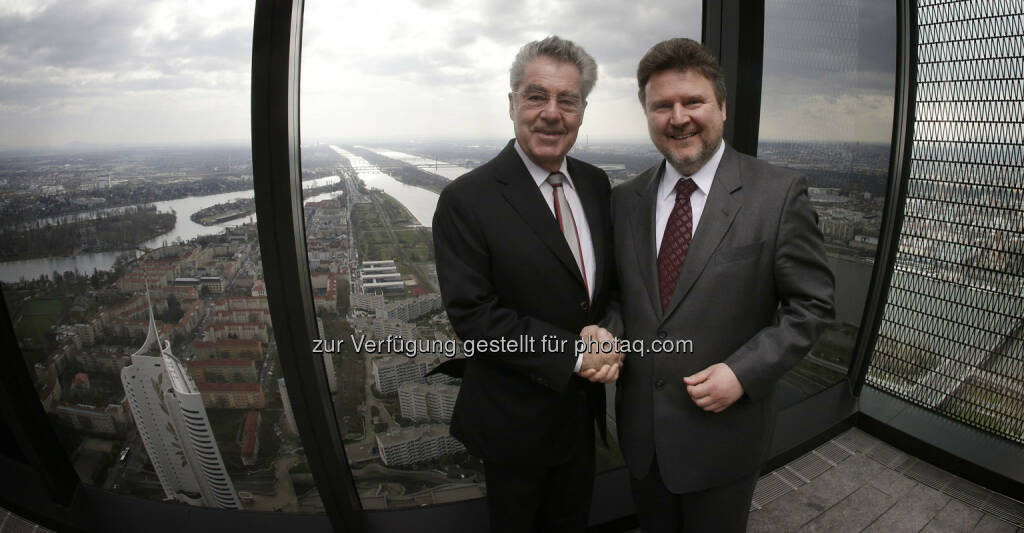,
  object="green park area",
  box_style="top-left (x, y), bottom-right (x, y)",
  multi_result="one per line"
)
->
top-left (377, 193), bottom-right (414, 225)
top-left (19, 297), bottom-right (66, 334)
top-left (351, 193), bottom-right (433, 263)
top-left (10, 296), bottom-right (68, 365)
